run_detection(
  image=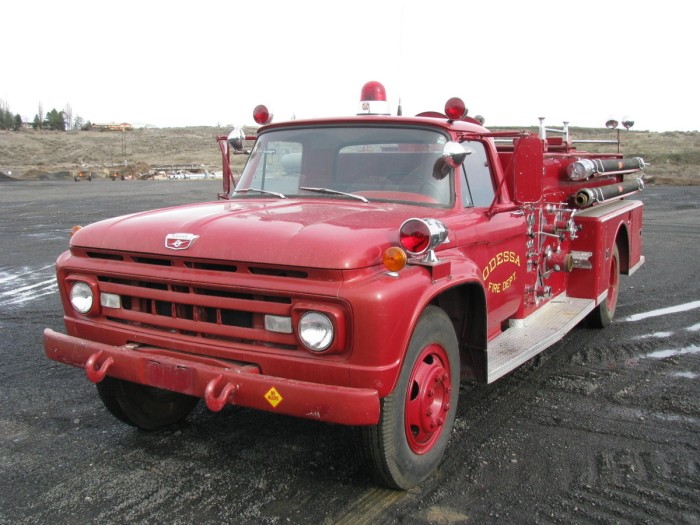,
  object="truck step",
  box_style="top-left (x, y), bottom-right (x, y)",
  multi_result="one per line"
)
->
top-left (486, 295), bottom-right (595, 383)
